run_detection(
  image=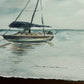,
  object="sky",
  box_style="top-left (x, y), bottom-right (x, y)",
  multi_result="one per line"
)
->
top-left (0, 0), bottom-right (84, 29)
